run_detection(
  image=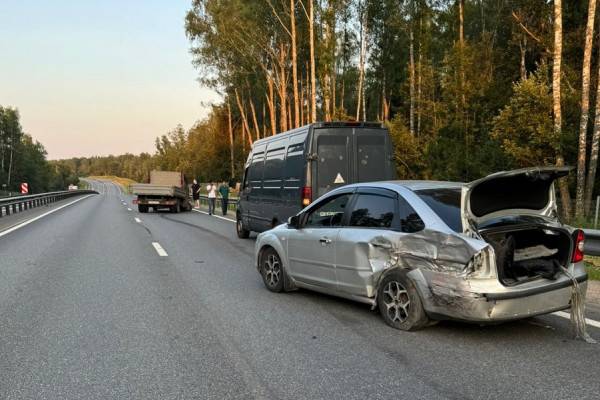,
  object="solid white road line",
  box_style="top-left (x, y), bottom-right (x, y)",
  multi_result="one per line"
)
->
top-left (0, 195), bottom-right (94, 239)
top-left (552, 311), bottom-right (600, 329)
top-left (134, 217), bottom-right (141, 223)
top-left (191, 208), bottom-right (235, 223)
top-left (152, 242), bottom-right (168, 257)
